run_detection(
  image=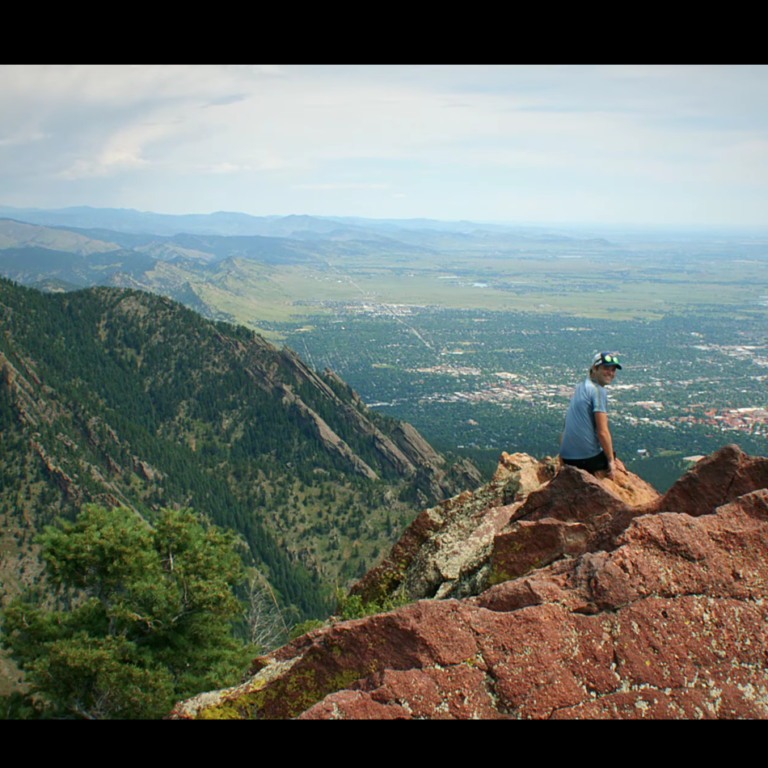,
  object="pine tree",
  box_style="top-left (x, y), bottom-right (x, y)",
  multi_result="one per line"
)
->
top-left (1, 504), bottom-right (254, 719)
